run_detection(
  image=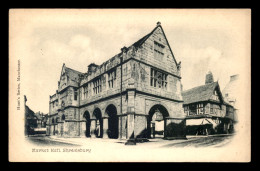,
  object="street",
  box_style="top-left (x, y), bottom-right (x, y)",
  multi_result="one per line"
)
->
top-left (25, 135), bottom-right (81, 147)
top-left (25, 134), bottom-right (234, 148)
